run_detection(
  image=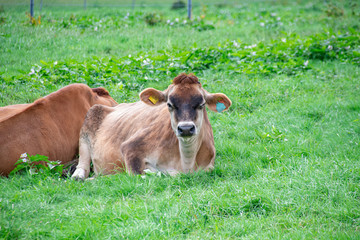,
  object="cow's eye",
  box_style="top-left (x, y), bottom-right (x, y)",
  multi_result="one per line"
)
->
top-left (197, 103), bottom-right (205, 110)
top-left (167, 103), bottom-right (174, 111)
